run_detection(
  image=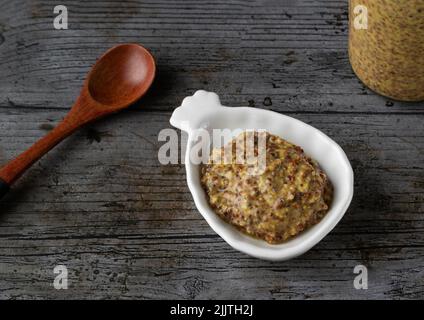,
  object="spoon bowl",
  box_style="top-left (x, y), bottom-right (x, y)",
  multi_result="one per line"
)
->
top-left (0, 43), bottom-right (156, 198)
top-left (88, 44), bottom-right (156, 108)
